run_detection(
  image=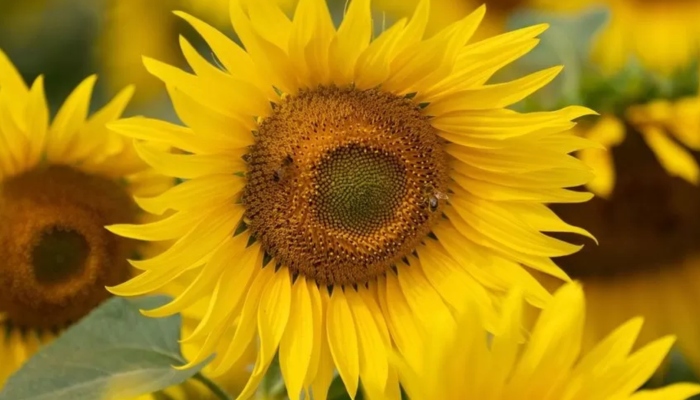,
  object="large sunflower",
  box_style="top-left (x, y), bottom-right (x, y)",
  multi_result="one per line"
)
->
top-left (108, 0), bottom-right (595, 398)
top-left (552, 98), bottom-right (700, 376)
top-left (399, 281), bottom-right (700, 400)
